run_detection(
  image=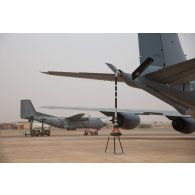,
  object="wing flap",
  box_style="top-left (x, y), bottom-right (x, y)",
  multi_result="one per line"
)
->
top-left (42, 71), bottom-right (124, 82)
top-left (145, 58), bottom-right (195, 85)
